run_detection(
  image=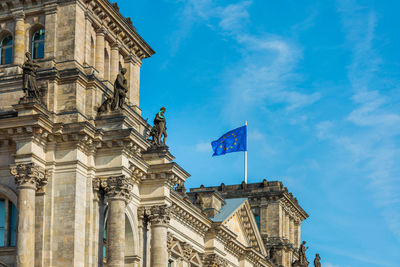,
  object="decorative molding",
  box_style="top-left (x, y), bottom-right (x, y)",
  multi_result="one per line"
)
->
top-left (170, 201), bottom-right (209, 235)
top-left (9, 163), bottom-right (47, 191)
